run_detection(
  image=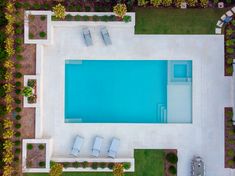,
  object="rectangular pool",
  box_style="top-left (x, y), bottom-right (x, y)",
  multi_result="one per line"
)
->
top-left (65, 60), bottom-right (192, 123)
